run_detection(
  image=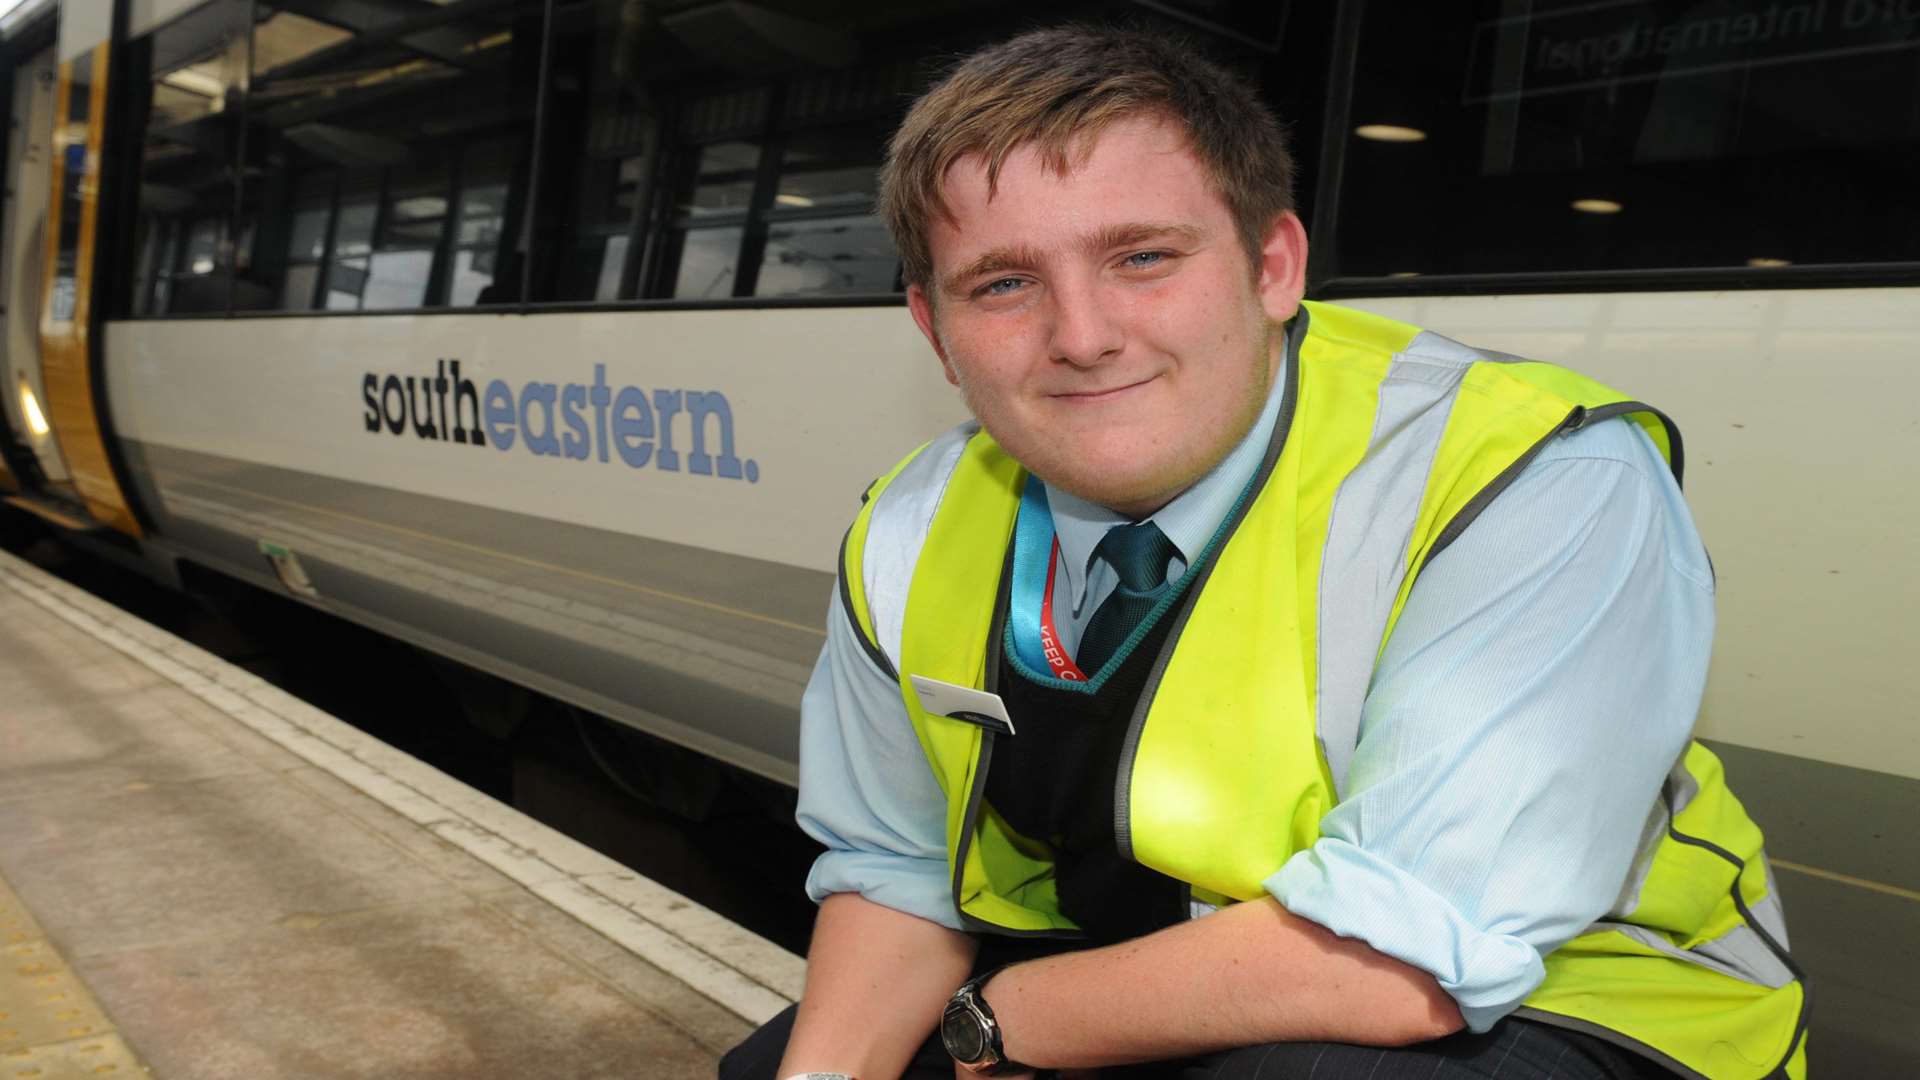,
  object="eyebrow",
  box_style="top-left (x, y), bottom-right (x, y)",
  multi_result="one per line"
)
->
top-left (938, 221), bottom-right (1208, 298)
